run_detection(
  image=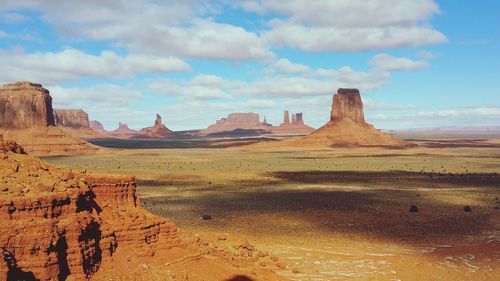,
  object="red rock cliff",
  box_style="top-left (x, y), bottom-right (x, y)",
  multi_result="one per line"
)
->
top-left (0, 137), bottom-right (177, 281)
top-left (89, 120), bottom-right (105, 132)
top-left (54, 109), bottom-right (90, 129)
top-left (330, 88), bottom-right (367, 125)
top-left (0, 81), bottom-right (55, 128)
